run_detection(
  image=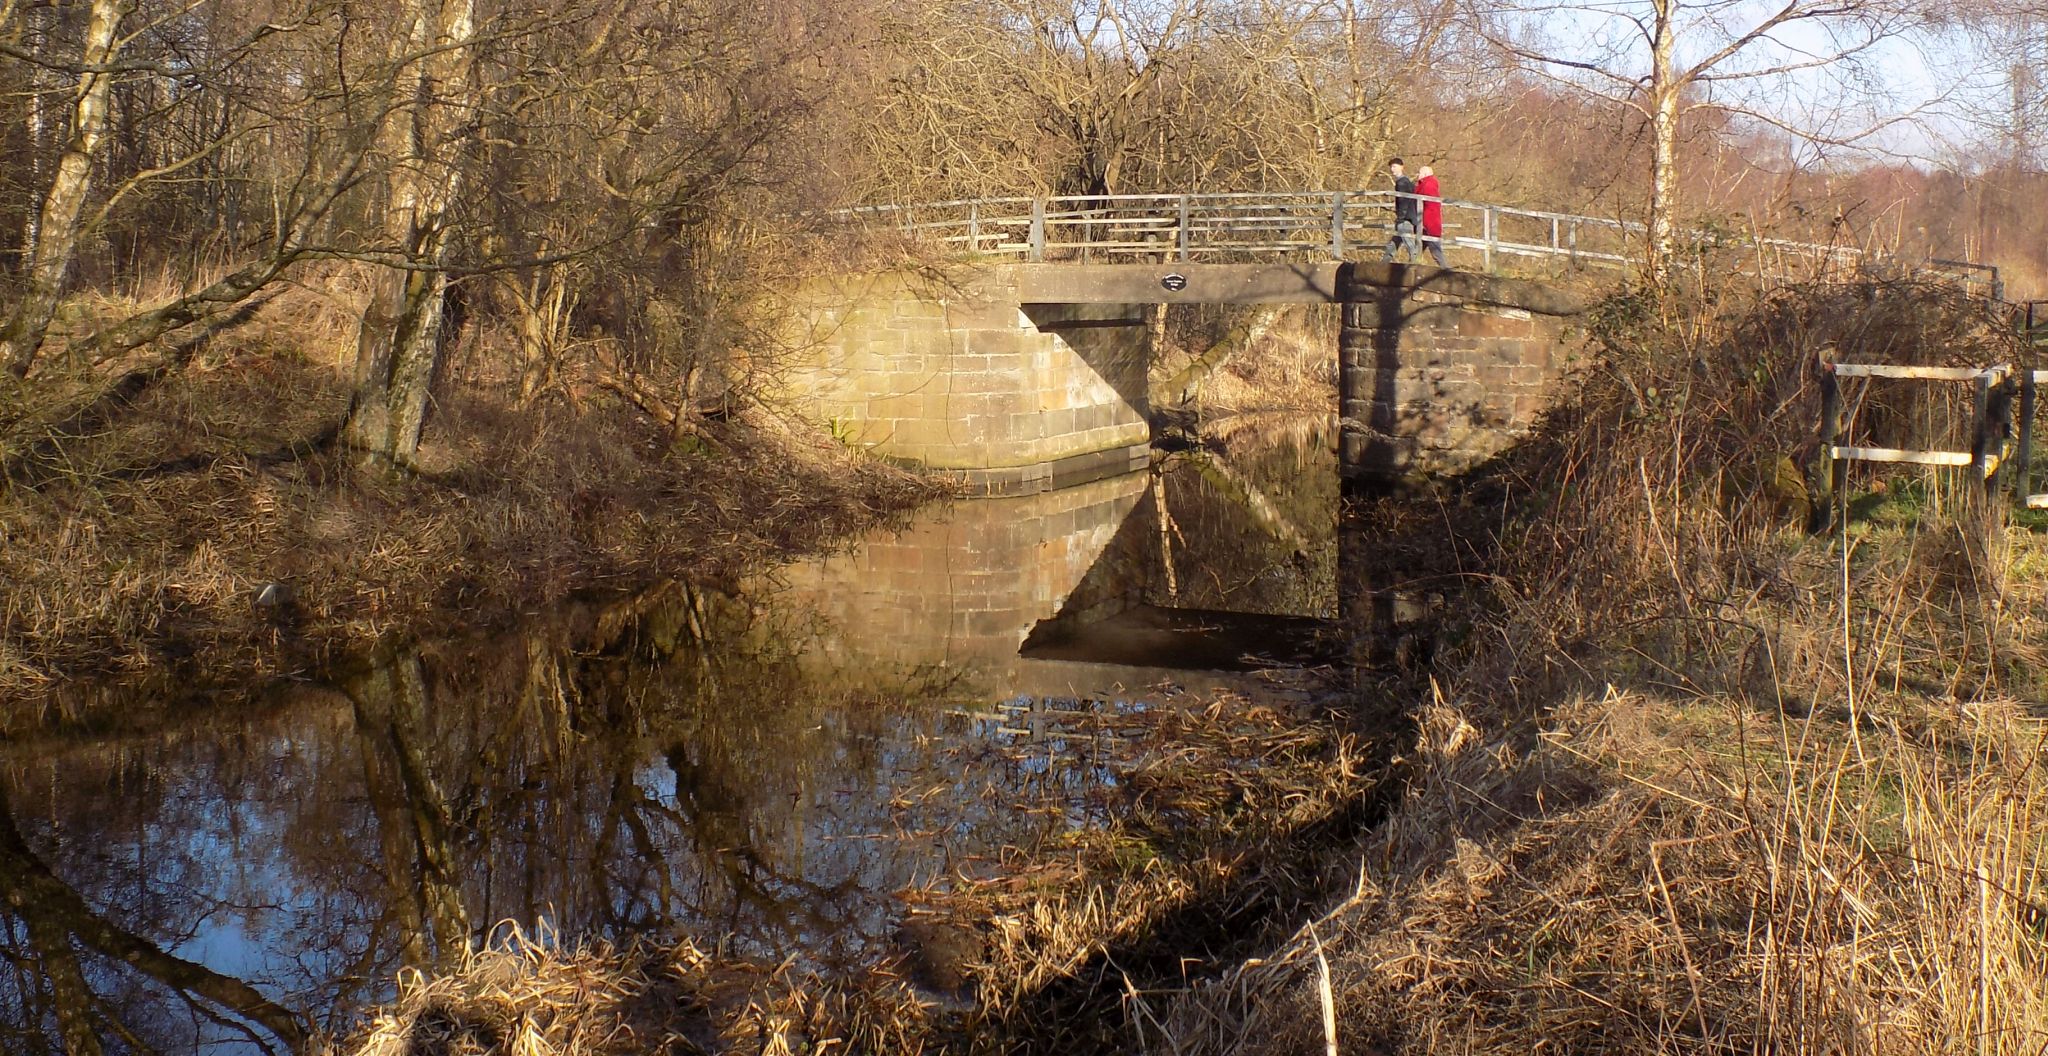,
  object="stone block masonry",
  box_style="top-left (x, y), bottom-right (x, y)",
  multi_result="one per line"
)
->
top-left (752, 472), bottom-right (1150, 691)
top-left (775, 268), bottom-right (1152, 495)
top-left (1334, 263), bottom-right (1584, 480)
